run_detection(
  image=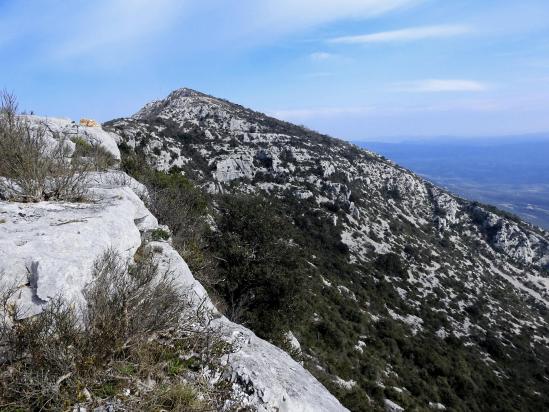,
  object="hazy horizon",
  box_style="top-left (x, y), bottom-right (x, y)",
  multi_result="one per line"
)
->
top-left (352, 131), bottom-right (549, 143)
top-left (360, 139), bottom-right (549, 229)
